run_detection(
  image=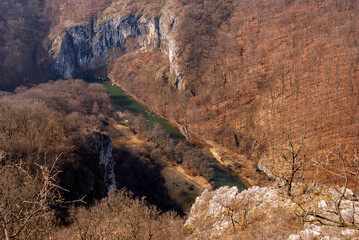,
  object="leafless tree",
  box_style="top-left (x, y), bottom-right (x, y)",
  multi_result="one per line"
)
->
top-left (58, 189), bottom-right (185, 240)
top-left (268, 131), bottom-right (307, 196)
top-left (307, 143), bottom-right (359, 228)
top-left (0, 155), bottom-right (65, 240)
